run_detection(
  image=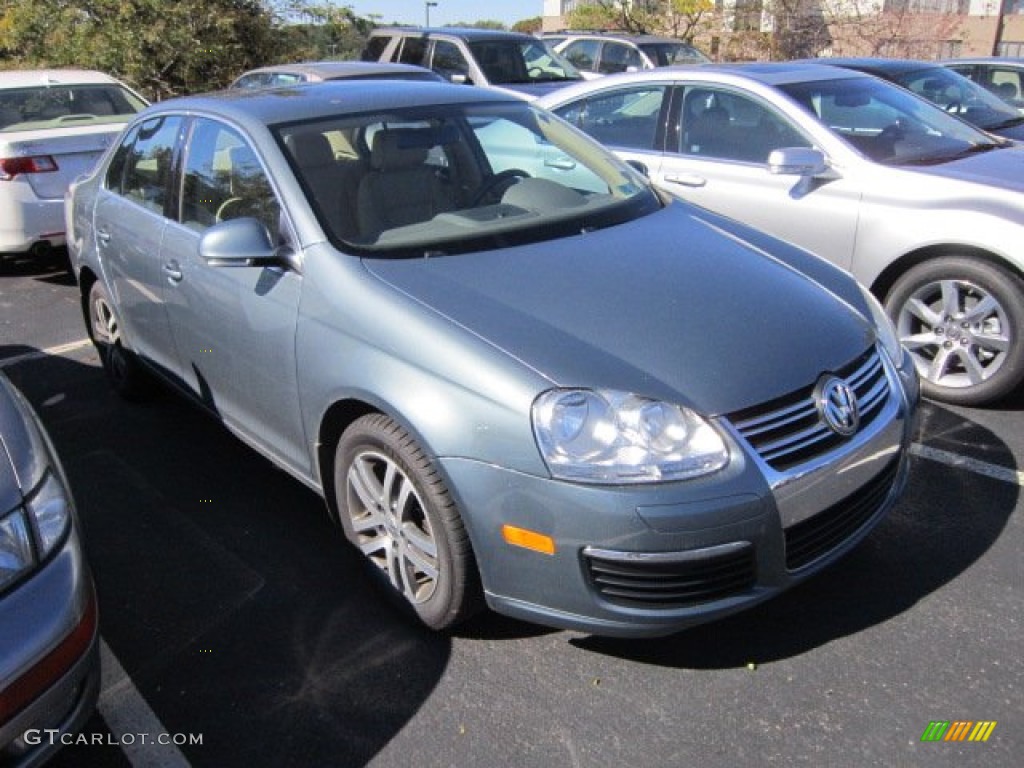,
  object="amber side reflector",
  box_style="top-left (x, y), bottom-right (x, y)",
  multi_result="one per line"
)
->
top-left (502, 524), bottom-right (556, 555)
